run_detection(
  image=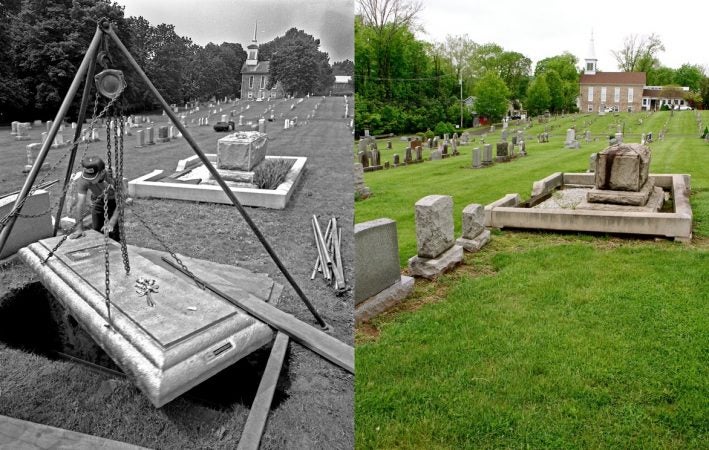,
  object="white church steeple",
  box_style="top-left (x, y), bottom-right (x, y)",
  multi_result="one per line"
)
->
top-left (246, 21), bottom-right (258, 66)
top-left (584, 31), bottom-right (598, 75)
